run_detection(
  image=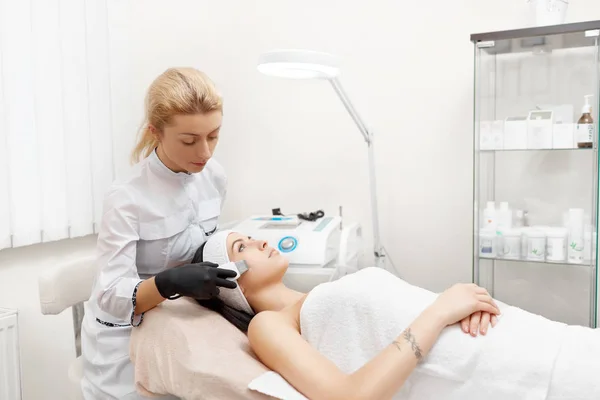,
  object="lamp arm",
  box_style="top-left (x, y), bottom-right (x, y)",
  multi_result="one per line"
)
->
top-left (328, 78), bottom-right (386, 269)
top-left (329, 78), bottom-right (371, 144)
